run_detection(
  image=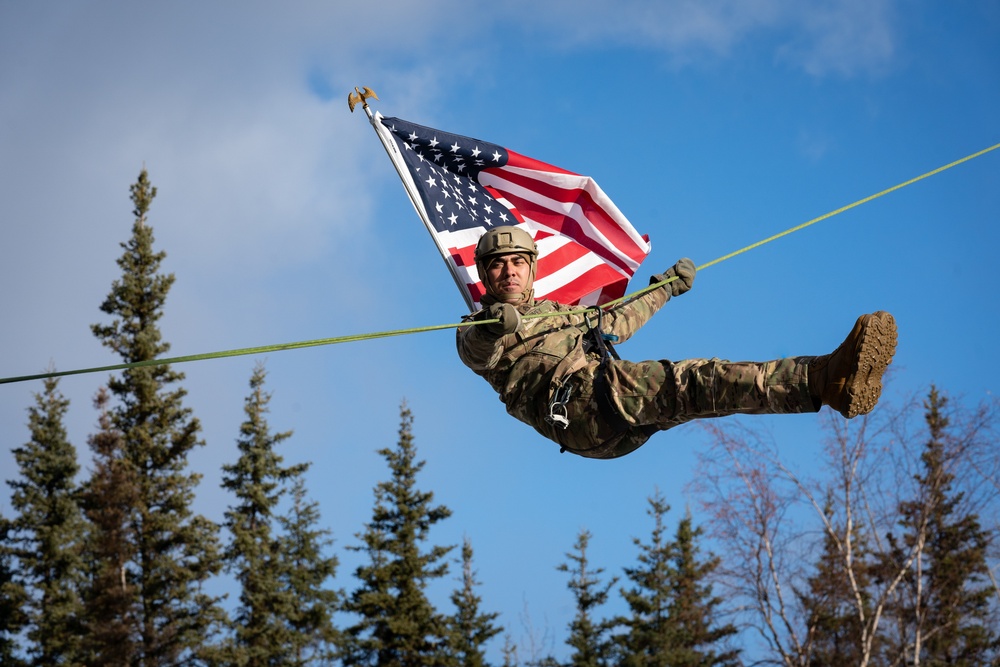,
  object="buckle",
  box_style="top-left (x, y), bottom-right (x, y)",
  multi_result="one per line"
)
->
top-left (545, 382), bottom-right (573, 430)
